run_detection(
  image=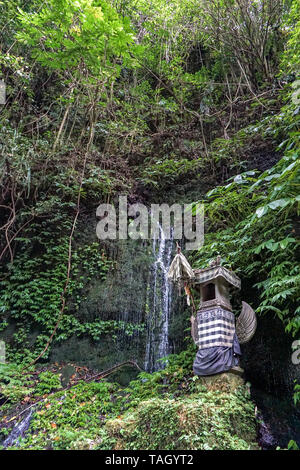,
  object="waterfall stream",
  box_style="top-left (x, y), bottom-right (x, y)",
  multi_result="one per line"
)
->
top-left (144, 225), bottom-right (174, 372)
top-left (2, 408), bottom-right (34, 448)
